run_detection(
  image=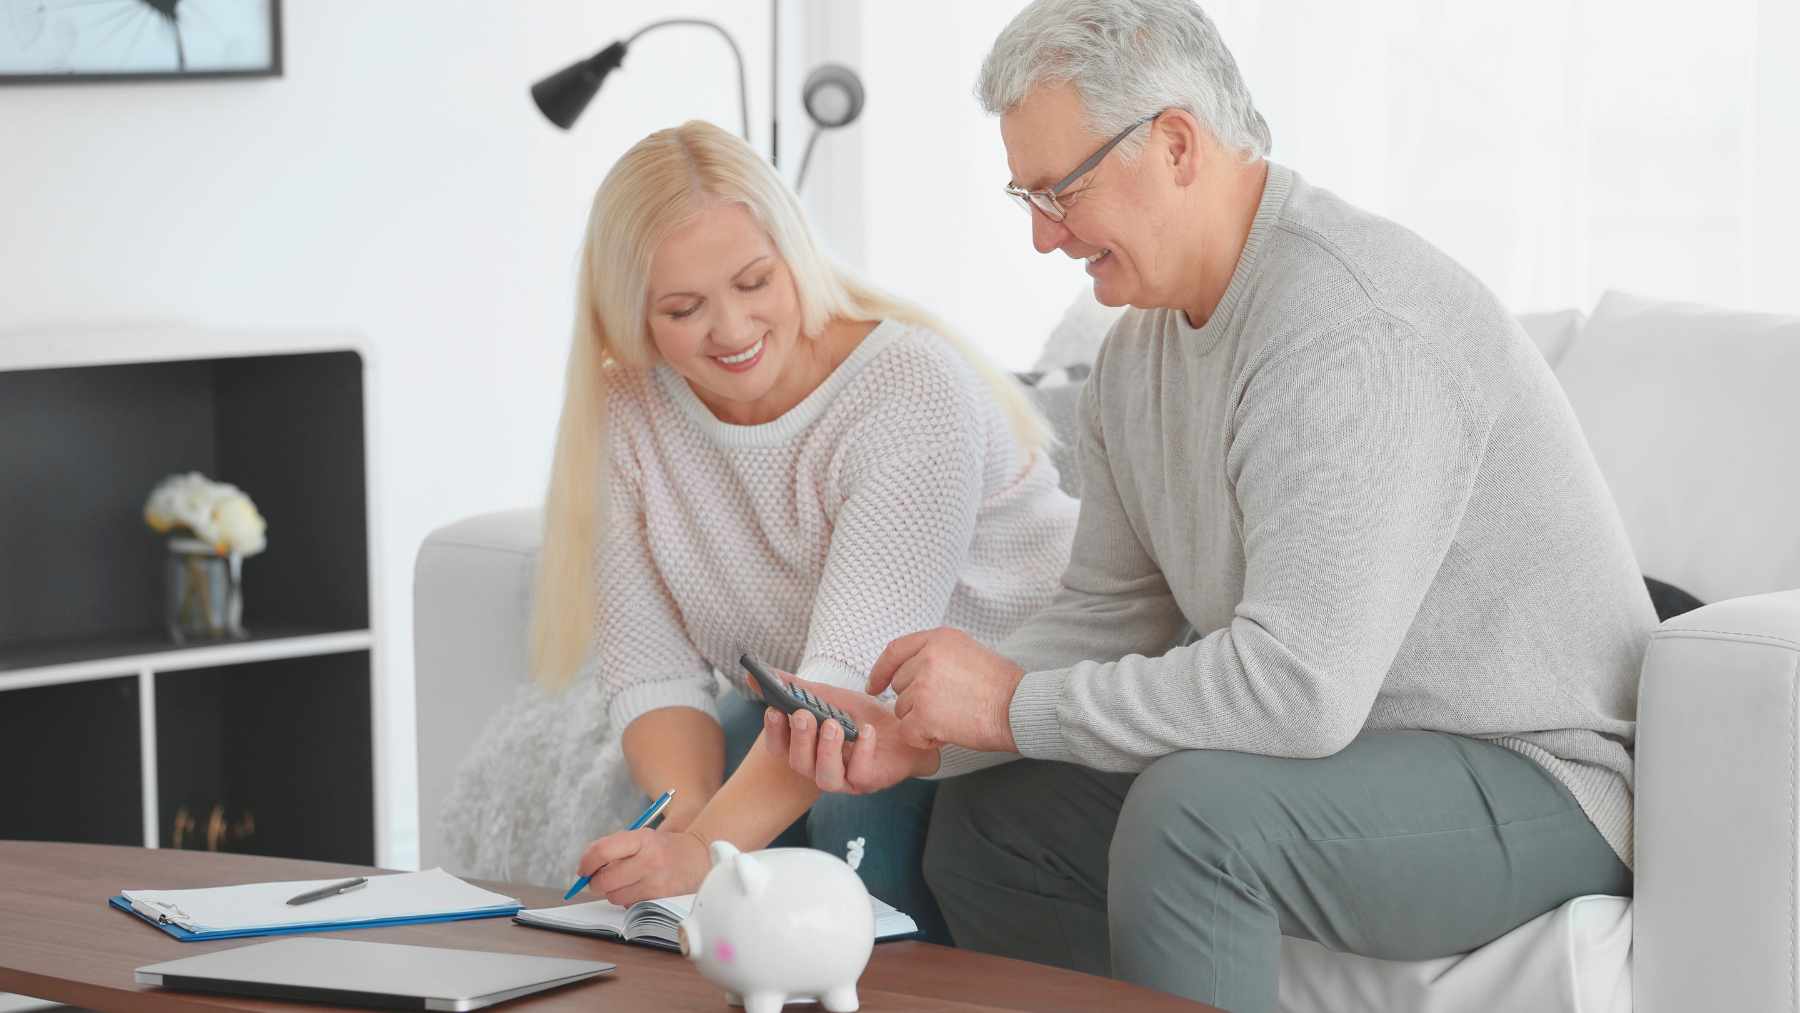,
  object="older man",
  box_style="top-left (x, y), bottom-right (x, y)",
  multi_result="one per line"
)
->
top-left (763, 1), bottom-right (1649, 1009)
